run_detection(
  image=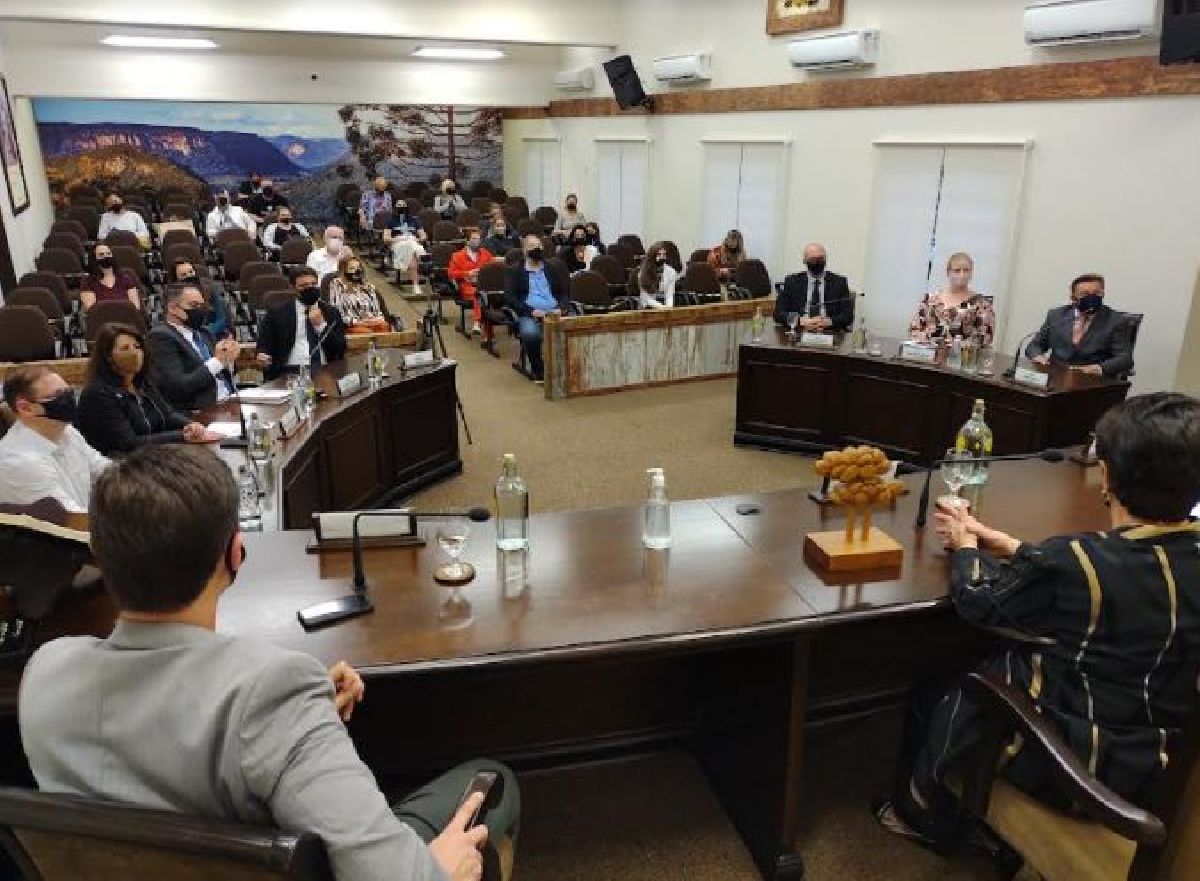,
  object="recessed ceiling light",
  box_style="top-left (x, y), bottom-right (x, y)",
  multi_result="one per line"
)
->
top-left (102, 35), bottom-right (218, 49)
top-left (412, 46), bottom-right (504, 61)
